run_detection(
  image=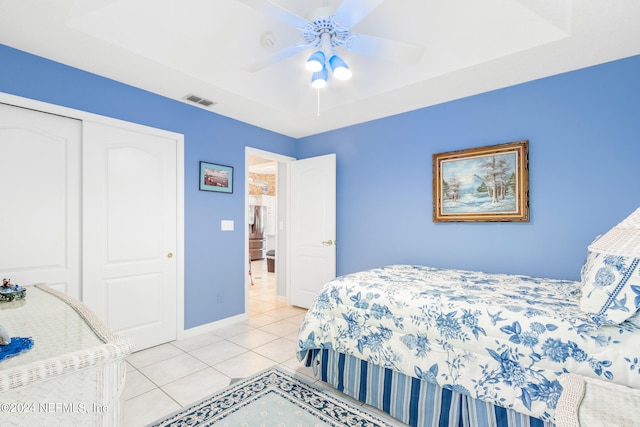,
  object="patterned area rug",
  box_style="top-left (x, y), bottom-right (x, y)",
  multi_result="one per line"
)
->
top-left (147, 367), bottom-right (395, 426)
